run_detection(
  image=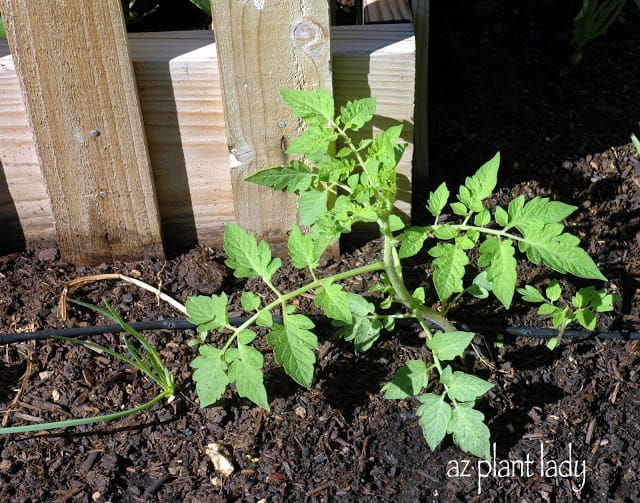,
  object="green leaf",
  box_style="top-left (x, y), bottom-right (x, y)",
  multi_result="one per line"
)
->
top-left (495, 206), bottom-right (509, 227)
top-left (428, 242), bottom-right (469, 303)
top-left (458, 152), bottom-right (500, 211)
top-left (280, 88), bottom-right (334, 126)
top-left (517, 285), bottom-right (546, 303)
top-left (468, 271), bottom-right (492, 299)
top-left (440, 366), bottom-right (493, 402)
top-left (298, 189), bottom-right (328, 226)
top-left (333, 293), bottom-right (381, 354)
top-left (538, 303), bottom-right (558, 316)
top-left (478, 237), bottom-right (517, 309)
top-left (224, 223), bottom-right (281, 280)
top-left (186, 293), bottom-right (229, 332)
top-left (417, 393), bottom-right (452, 451)
top-left (229, 344), bottom-right (270, 411)
top-left (190, 345), bottom-right (229, 407)
top-left (256, 309), bottom-right (273, 328)
top-left (266, 315), bottom-right (317, 388)
top-left (474, 208), bottom-right (491, 227)
top-left (427, 331), bottom-right (475, 362)
top-left (545, 280), bottom-right (562, 302)
top-left (246, 161), bottom-right (315, 193)
top-left (433, 225), bottom-right (458, 240)
top-left (427, 182), bottom-right (450, 219)
top-left (398, 227), bottom-right (429, 259)
top-left (382, 360), bottom-right (429, 399)
top-left (576, 309), bottom-right (597, 330)
top-left (241, 292), bottom-right (261, 312)
top-left (389, 214), bottom-right (405, 232)
top-left (339, 97), bottom-right (376, 131)
top-left (505, 195), bottom-right (577, 233)
top-left (518, 223), bottom-right (606, 281)
top-left (450, 202), bottom-right (469, 216)
top-left (286, 125), bottom-right (336, 156)
top-left (447, 402), bottom-right (491, 460)
top-left (288, 225), bottom-right (319, 270)
top-left (315, 283), bottom-right (352, 324)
